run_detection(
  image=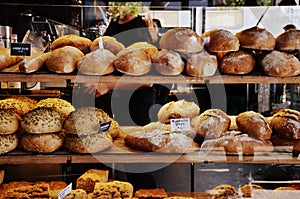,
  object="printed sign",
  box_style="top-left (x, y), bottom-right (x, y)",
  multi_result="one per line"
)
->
top-left (10, 43), bottom-right (31, 56)
top-left (98, 120), bottom-right (112, 133)
top-left (170, 118), bottom-right (191, 131)
top-left (58, 183), bottom-right (72, 199)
